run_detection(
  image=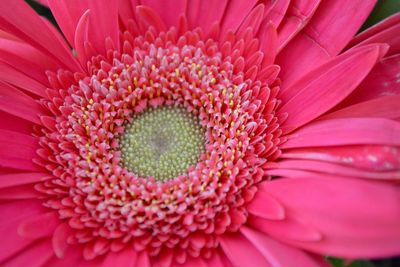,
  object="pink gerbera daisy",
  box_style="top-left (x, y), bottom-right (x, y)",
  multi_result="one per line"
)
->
top-left (0, 0), bottom-right (399, 266)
